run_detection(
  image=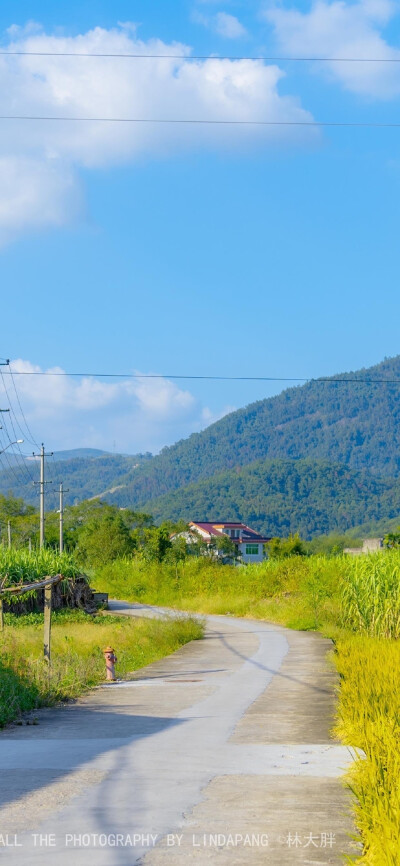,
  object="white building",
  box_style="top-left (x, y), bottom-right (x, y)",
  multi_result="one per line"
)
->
top-left (188, 521), bottom-right (270, 564)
